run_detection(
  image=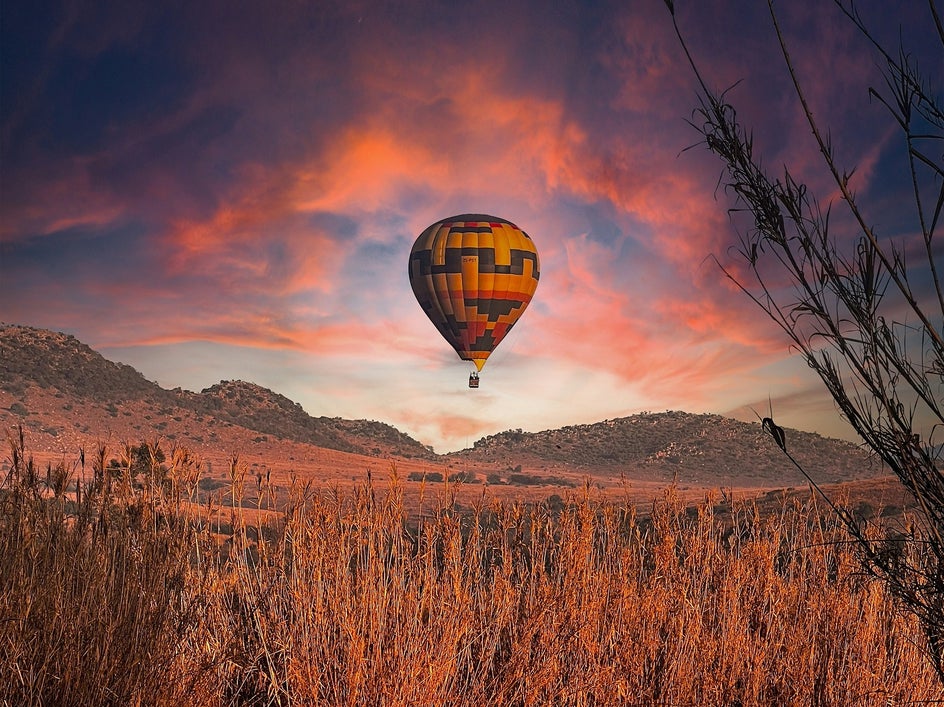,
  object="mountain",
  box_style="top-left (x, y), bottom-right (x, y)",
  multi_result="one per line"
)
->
top-left (450, 412), bottom-right (876, 486)
top-left (178, 379), bottom-right (432, 458)
top-left (0, 325), bottom-right (172, 404)
top-left (0, 324), bottom-right (435, 460)
top-left (0, 323), bottom-right (880, 487)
